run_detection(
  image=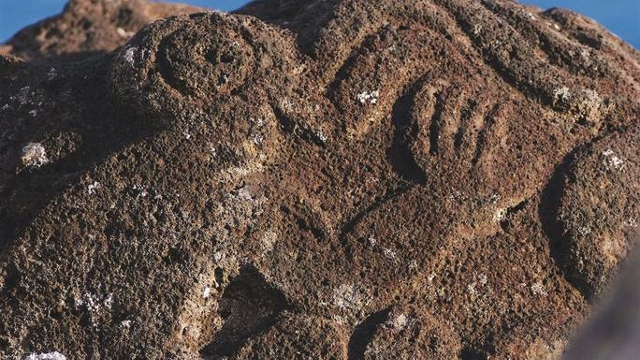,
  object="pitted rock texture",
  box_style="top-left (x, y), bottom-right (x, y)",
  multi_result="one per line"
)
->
top-left (2, 0), bottom-right (205, 62)
top-left (0, 0), bottom-right (639, 359)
